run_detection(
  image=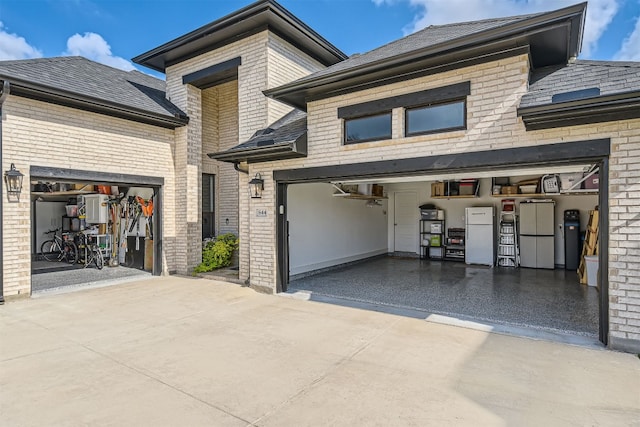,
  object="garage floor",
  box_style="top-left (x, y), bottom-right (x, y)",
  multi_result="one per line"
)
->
top-left (288, 257), bottom-right (599, 338)
top-left (32, 262), bottom-right (149, 293)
